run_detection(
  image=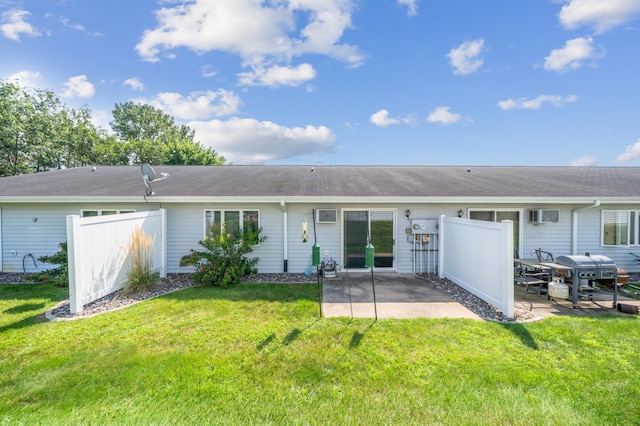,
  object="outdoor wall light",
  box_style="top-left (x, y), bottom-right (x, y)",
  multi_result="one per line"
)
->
top-left (457, 210), bottom-right (464, 218)
top-left (405, 209), bottom-right (411, 219)
top-left (32, 218), bottom-right (38, 222)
